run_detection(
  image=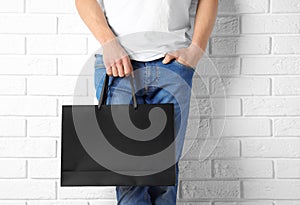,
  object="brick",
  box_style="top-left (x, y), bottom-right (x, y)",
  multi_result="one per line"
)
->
top-left (197, 57), bottom-right (240, 76)
top-left (28, 201), bottom-right (88, 205)
top-left (0, 180), bottom-right (55, 199)
top-left (242, 138), bottom-right (300, 157)
top-left (0, 160), bottom-right (26, 178)
top-left (0, 56), bottom-right (57, 75)
top-left (58, 55), bottom-right (95, 75)
top-left (243, 97), bottom-right (300, 116)
top-left (214, 202), bottom-right (272, 205)
top-left (58, 15), bottom-right (90, 34)
top-left (181, 180), bottom-right (240, 199)
top-left (29, 159), bottom-right (59, 178)
top-left (0, 139), bottom-right (56, 157)
top-left (243, 180), bottom-right (300, 199)
top-left (27, 76), bottom-right (87, 96)
top-left (185, 118), bottom-right (210, 139)
top-left (212, 16), bottom-right (239, 35)
top-left (0, 202), bottom-right (26, 205)
top-left (178, 202), bottom-right (210, 205)
top-left (210, 77), bottom-right (270, 96)
top-left (26, 0), bottom-right (76, 13)
top-left (211, 37), bottom-right (270, 55)
top-left (213, 159), bottom-right (273, 178)
top-left (274, 118), bottom-right (300, 136)
top-left (0, 76), bottom-right (25, 95)
top-left (0, 35), bottom-right (25, 54)
top-left (179, 160), bottom-right (211, 179)
top-left (28, 118), bottom-right (60, 137)
top-left (275, 201), bottom-right (300, 205)
top-left (277, 160), bottom-right (300, 178)
top-left (27, 35), bottom-right (87, 54)
top-left (242, 15), bottom-right (300, 34)
top-left (182, 139), bottom-right (240, 160)
top-left (190, 77), bottom-right (209, 97)
top-left (0, 97), bottom-right (57, 116)
top-left (218, 0), bottom-right (268, 13)
top-left (189, 98), bottom-right (241, 116)
top-left (274, 77), bottom-right (300, 95)
top-left (0, 15), bottom-right (56, 34)
top-left (273, 37), bottom-right (300, 54)
top-left (0, 0), bottom-right (24, 13)
top-left (89, 201), bottom-right (118, 205)
top-left (272, 0), bottom-right (300, 13)
top-left (0, 118), bottom-right (25, 137)
top-left (211, 118), bottom-right (271, 137)
top-left (58, 186), bottom-right (115, 199)
top-left (242, 57), bottom-right (300, 75)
